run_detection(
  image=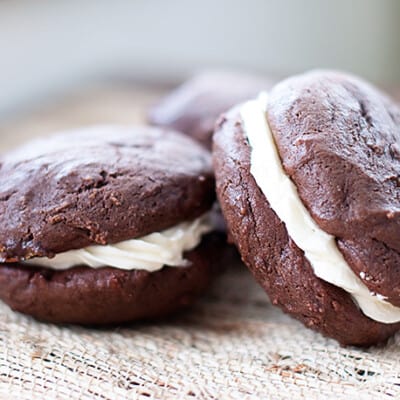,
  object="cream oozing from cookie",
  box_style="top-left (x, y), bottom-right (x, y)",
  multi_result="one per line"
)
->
top-left (240, 92), bottom-right (400, 324)
top-left (26, 213), bottom-right (213, 272)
